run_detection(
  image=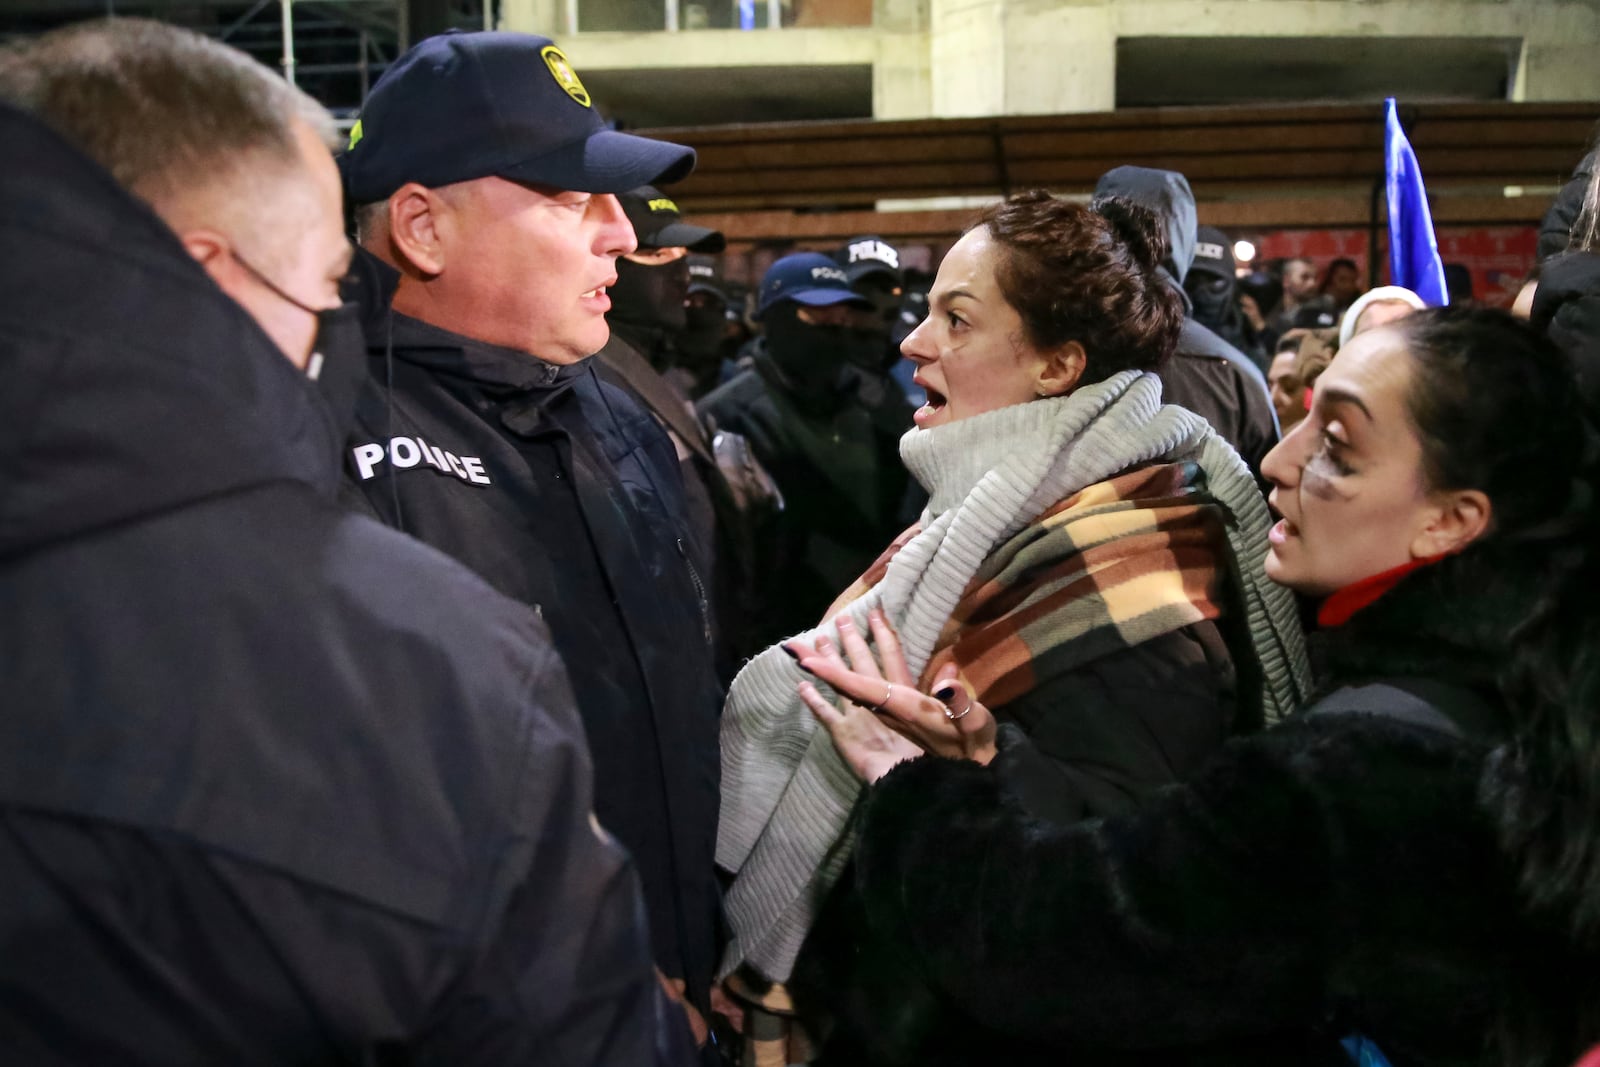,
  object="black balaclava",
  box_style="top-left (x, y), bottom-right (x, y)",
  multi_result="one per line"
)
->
top-left (762, 302), bottom-right (880, 396)
top-left (1185, 271), bottom-right (1237, 332)
top-left (849, 273), bottom-right (905, 372)
top-left (609, 255), bottom-right (690, 339)
top-left (679, 295), bottom-right (729, 387)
